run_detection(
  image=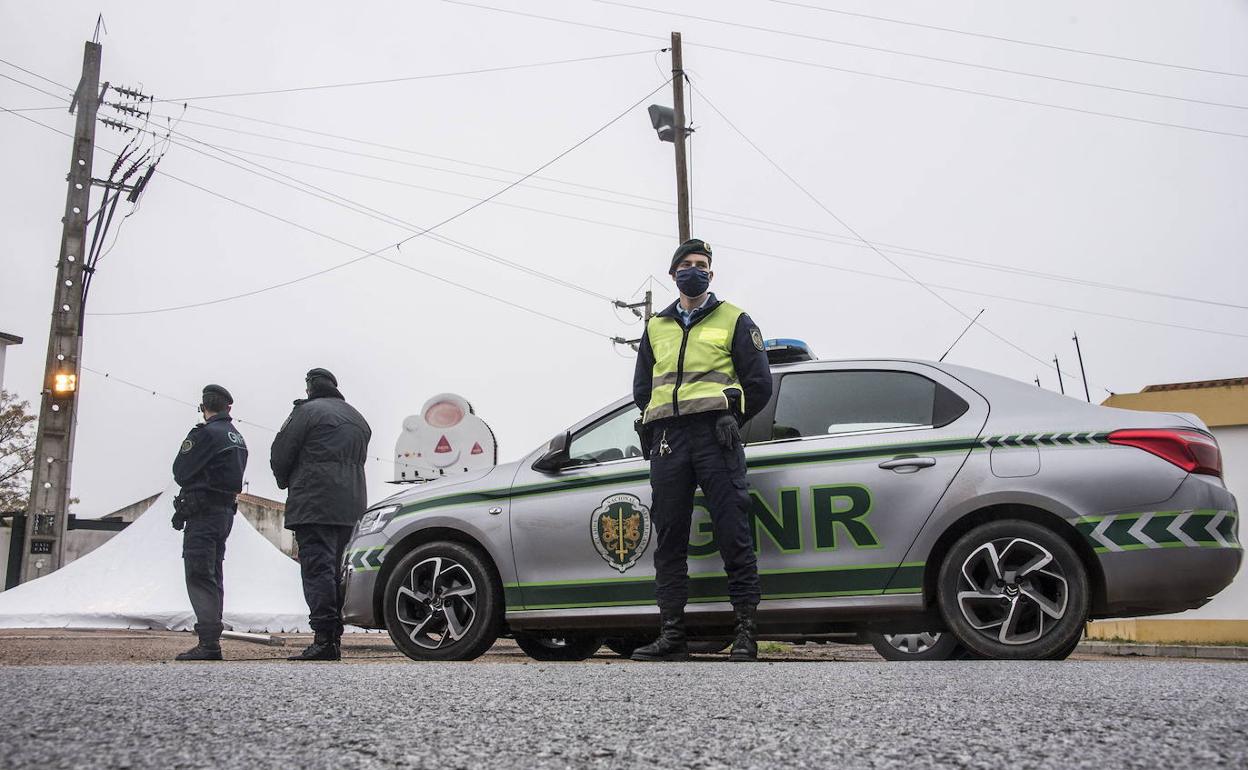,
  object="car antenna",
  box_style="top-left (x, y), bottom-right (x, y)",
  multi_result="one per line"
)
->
top-left (938, 309), bottom-right (985, 363)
